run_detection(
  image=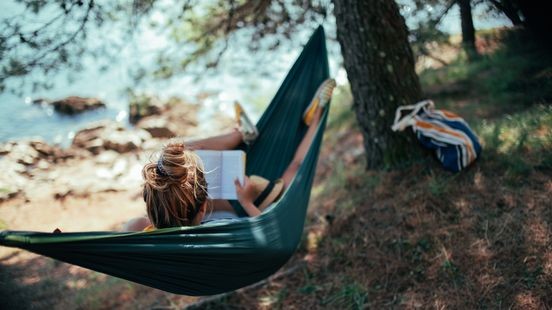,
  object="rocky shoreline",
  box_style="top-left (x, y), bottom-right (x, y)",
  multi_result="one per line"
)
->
top-left (0, 96), bottom-right (234, 205)
top-left (33, 96), bottom-right (106, 114)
